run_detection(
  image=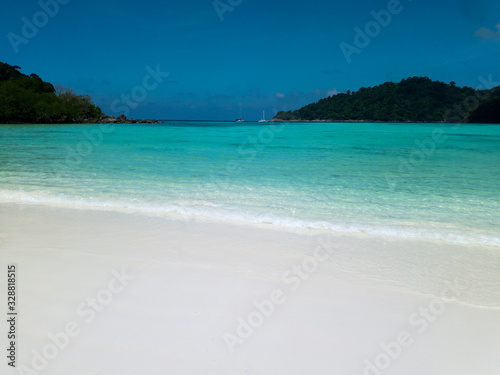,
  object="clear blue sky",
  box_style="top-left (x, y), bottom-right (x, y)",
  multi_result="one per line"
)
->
top-left (2, 0), bottom-right (500, 120)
